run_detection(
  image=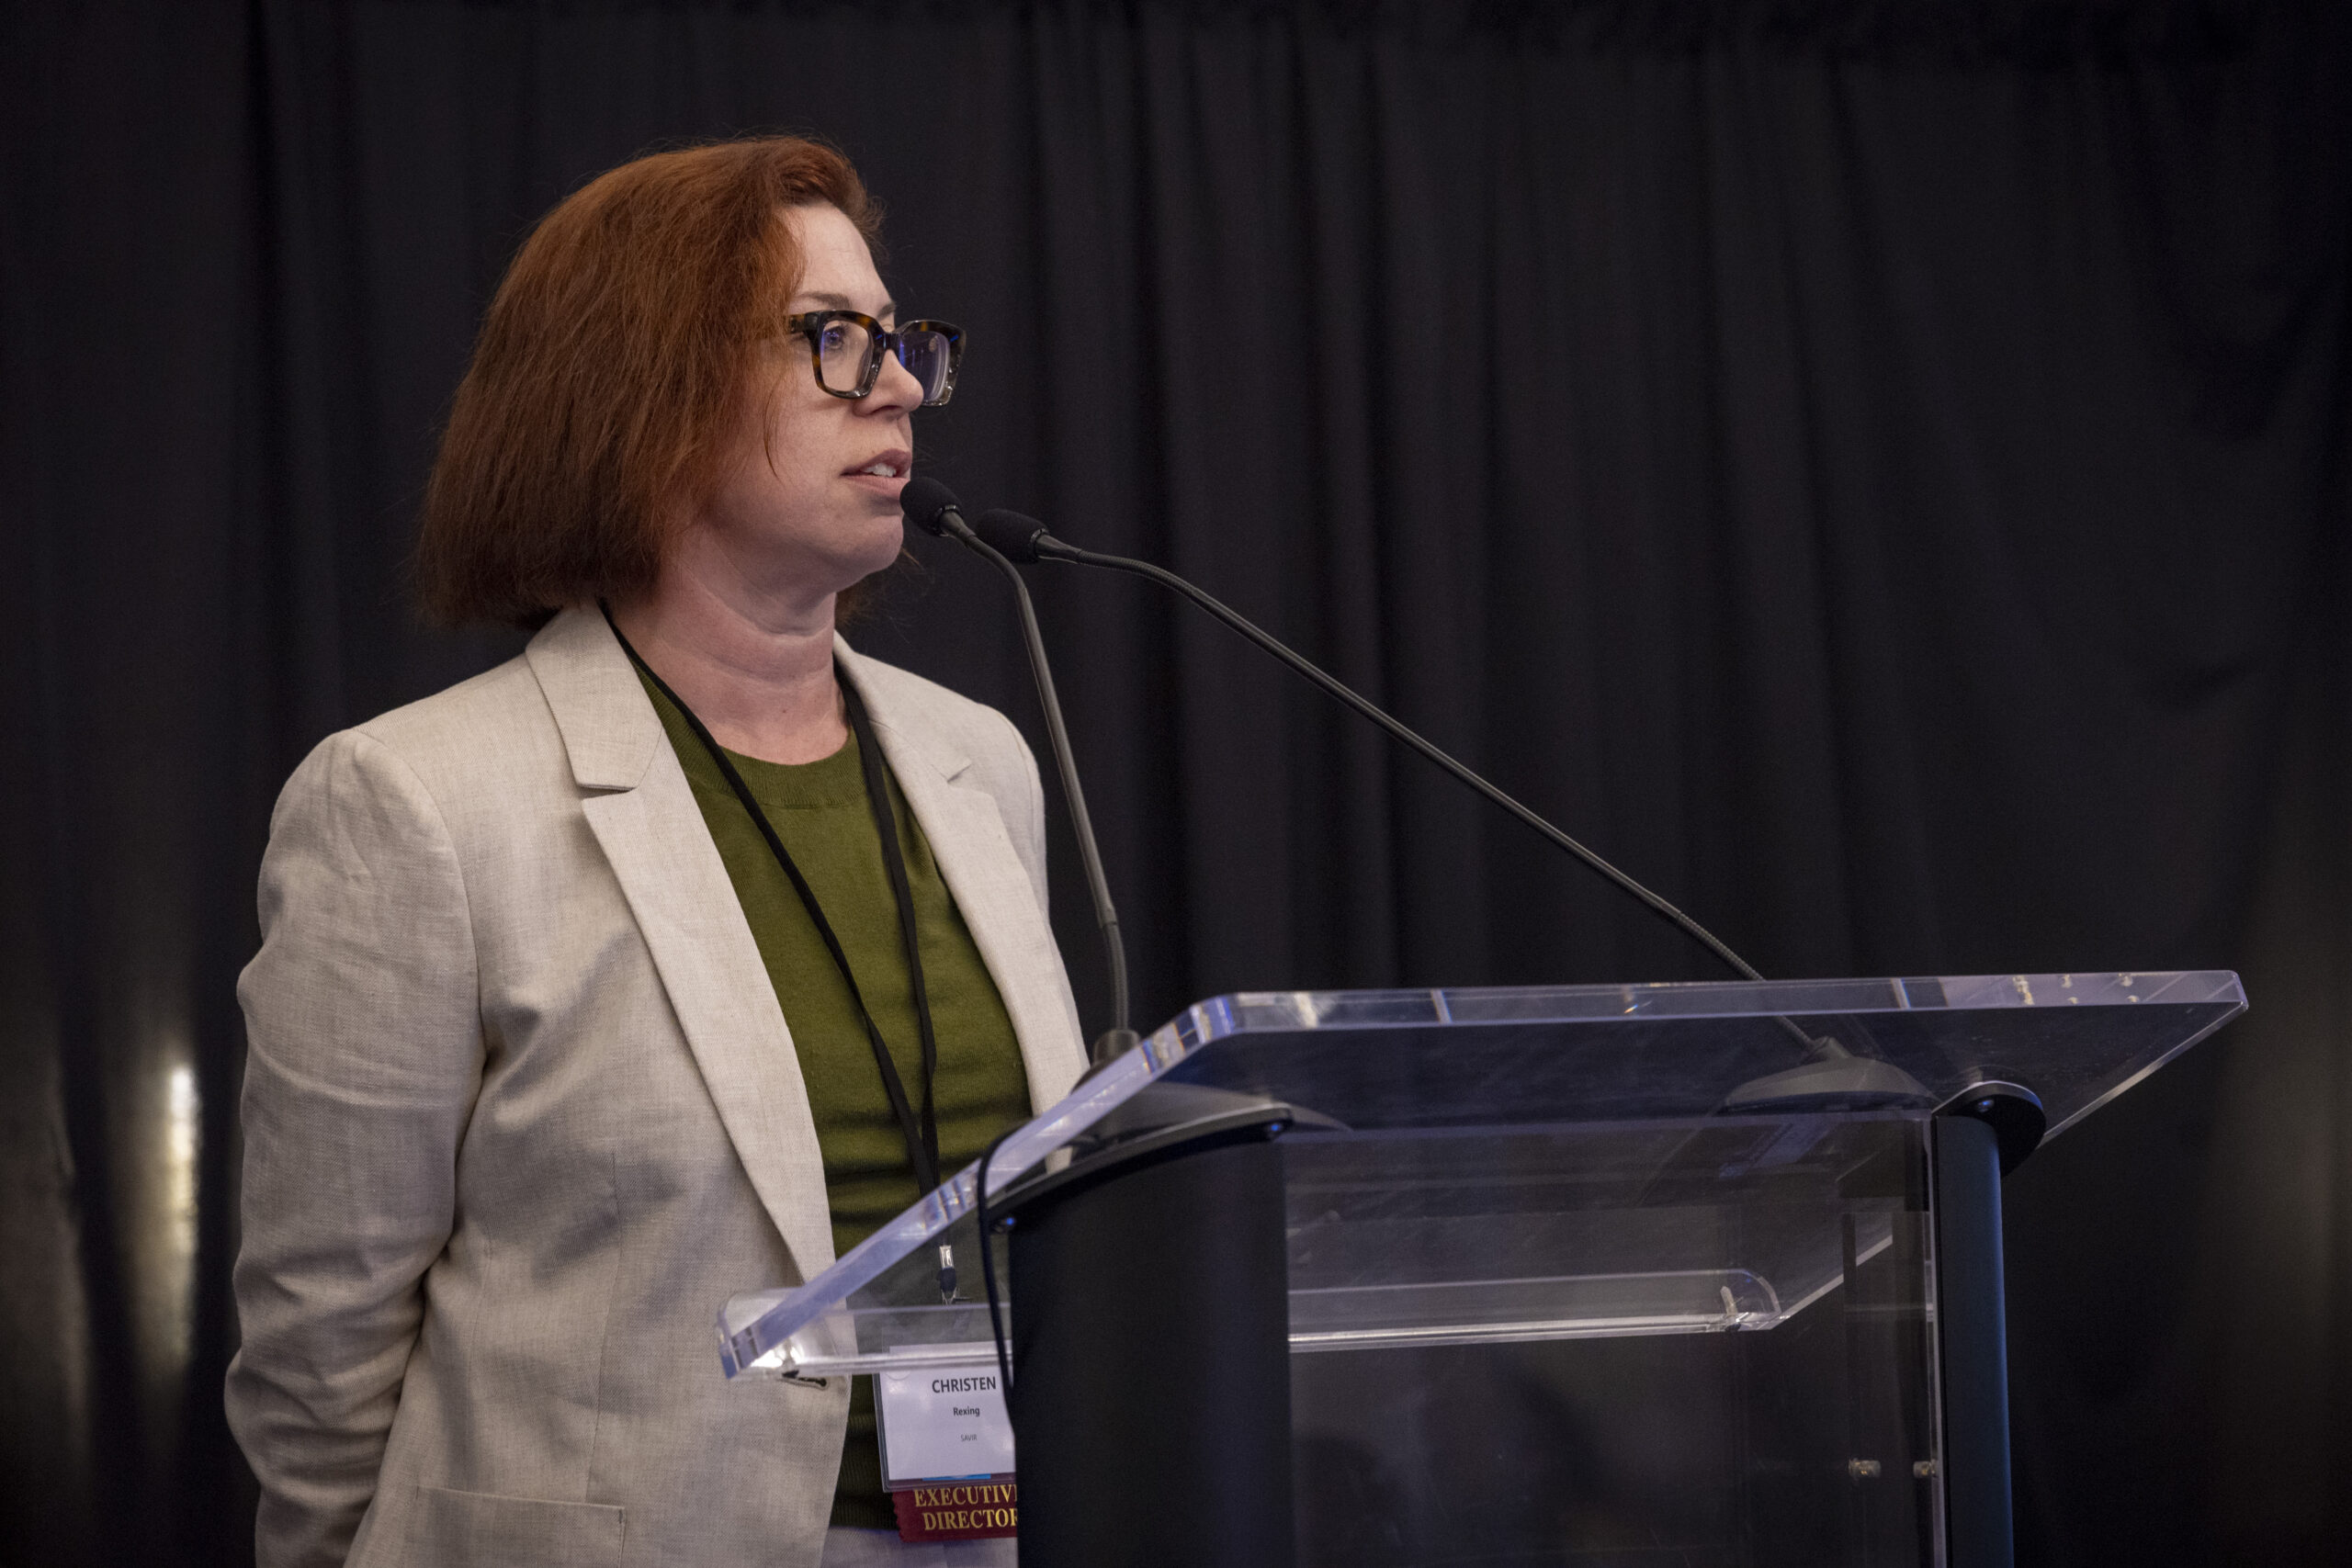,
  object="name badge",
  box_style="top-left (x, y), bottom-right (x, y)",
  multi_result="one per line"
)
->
top-left (876, 1348), bottom-right (1017, 1542)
